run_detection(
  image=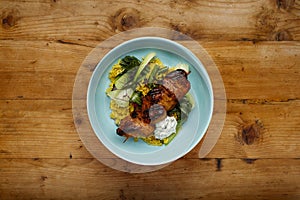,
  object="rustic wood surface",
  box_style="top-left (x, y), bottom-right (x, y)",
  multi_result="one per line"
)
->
top-left (1, 0), bottom-right (299, 199)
